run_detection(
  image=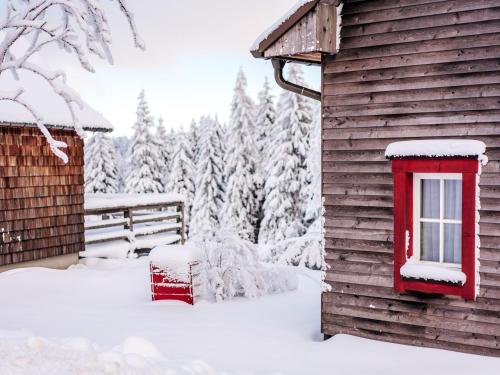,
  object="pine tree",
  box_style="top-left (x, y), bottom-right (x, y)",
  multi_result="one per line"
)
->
top-left (125, 90), bottom-right (164, 194)
top-left (112, 136), bottom-right (131, 192)
top-left (254, 77), bottom-right (276, 240)
top-left (302, 103), bottom-right (322, 227)
top-left (222, 68), bottom-right (260, 242)
top-left (190, 116), bottom-right (225, 241)
top-left (155, 116), bottom-right (172, 188)
top-left (84, 132), bottom-right (119, 194)
top-left (167, 127), bottom-right (195, 231)
top-left (189, 119), bottom-right (200, 166)
top-left (255, 77), bottom-right (276, 159)
top-left (259, 64), bottom-right (313, 244)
